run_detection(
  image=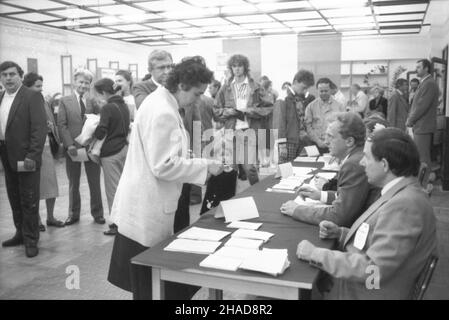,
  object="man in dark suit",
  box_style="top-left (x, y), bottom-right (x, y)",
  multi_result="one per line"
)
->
top-left (57, 70), bottom-right (104, 225)
top-left (132, 50), bottom-right (173, 109)
top-left (281, 112), bottom-right (379, 228)
top-left (388, 78), bottom-right (410, 132)
top-left (0, 61), bottom-right (47, 257)
top-left (406, 59), bottom-right (439, 183)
